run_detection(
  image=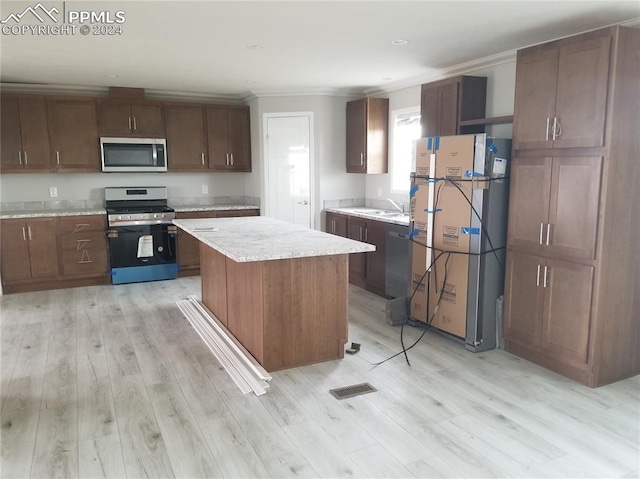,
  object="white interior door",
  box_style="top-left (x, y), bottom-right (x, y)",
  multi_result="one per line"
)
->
top-left (265, 114), bottom-right (312, 228)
